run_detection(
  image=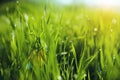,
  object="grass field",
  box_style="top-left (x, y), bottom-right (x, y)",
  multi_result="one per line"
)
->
top-left (0, 1), bottom-right (120, 80)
